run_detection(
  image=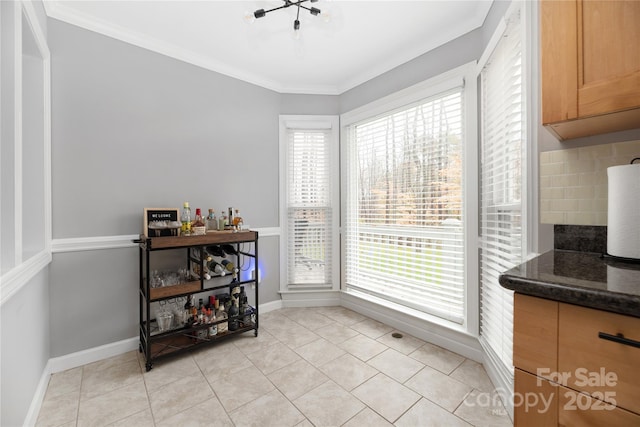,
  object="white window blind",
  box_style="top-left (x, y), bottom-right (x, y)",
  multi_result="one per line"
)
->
top-left (479, 11), bottom-right (525, 375)
top-left (286, 127), bottom-right (334, 289)
top-left (344, 89), bottom-right (466, 323)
